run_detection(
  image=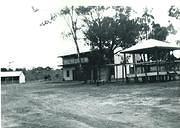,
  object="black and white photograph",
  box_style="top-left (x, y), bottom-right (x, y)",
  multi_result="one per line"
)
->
top-left (1, 0), bottom-right (180, 127)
